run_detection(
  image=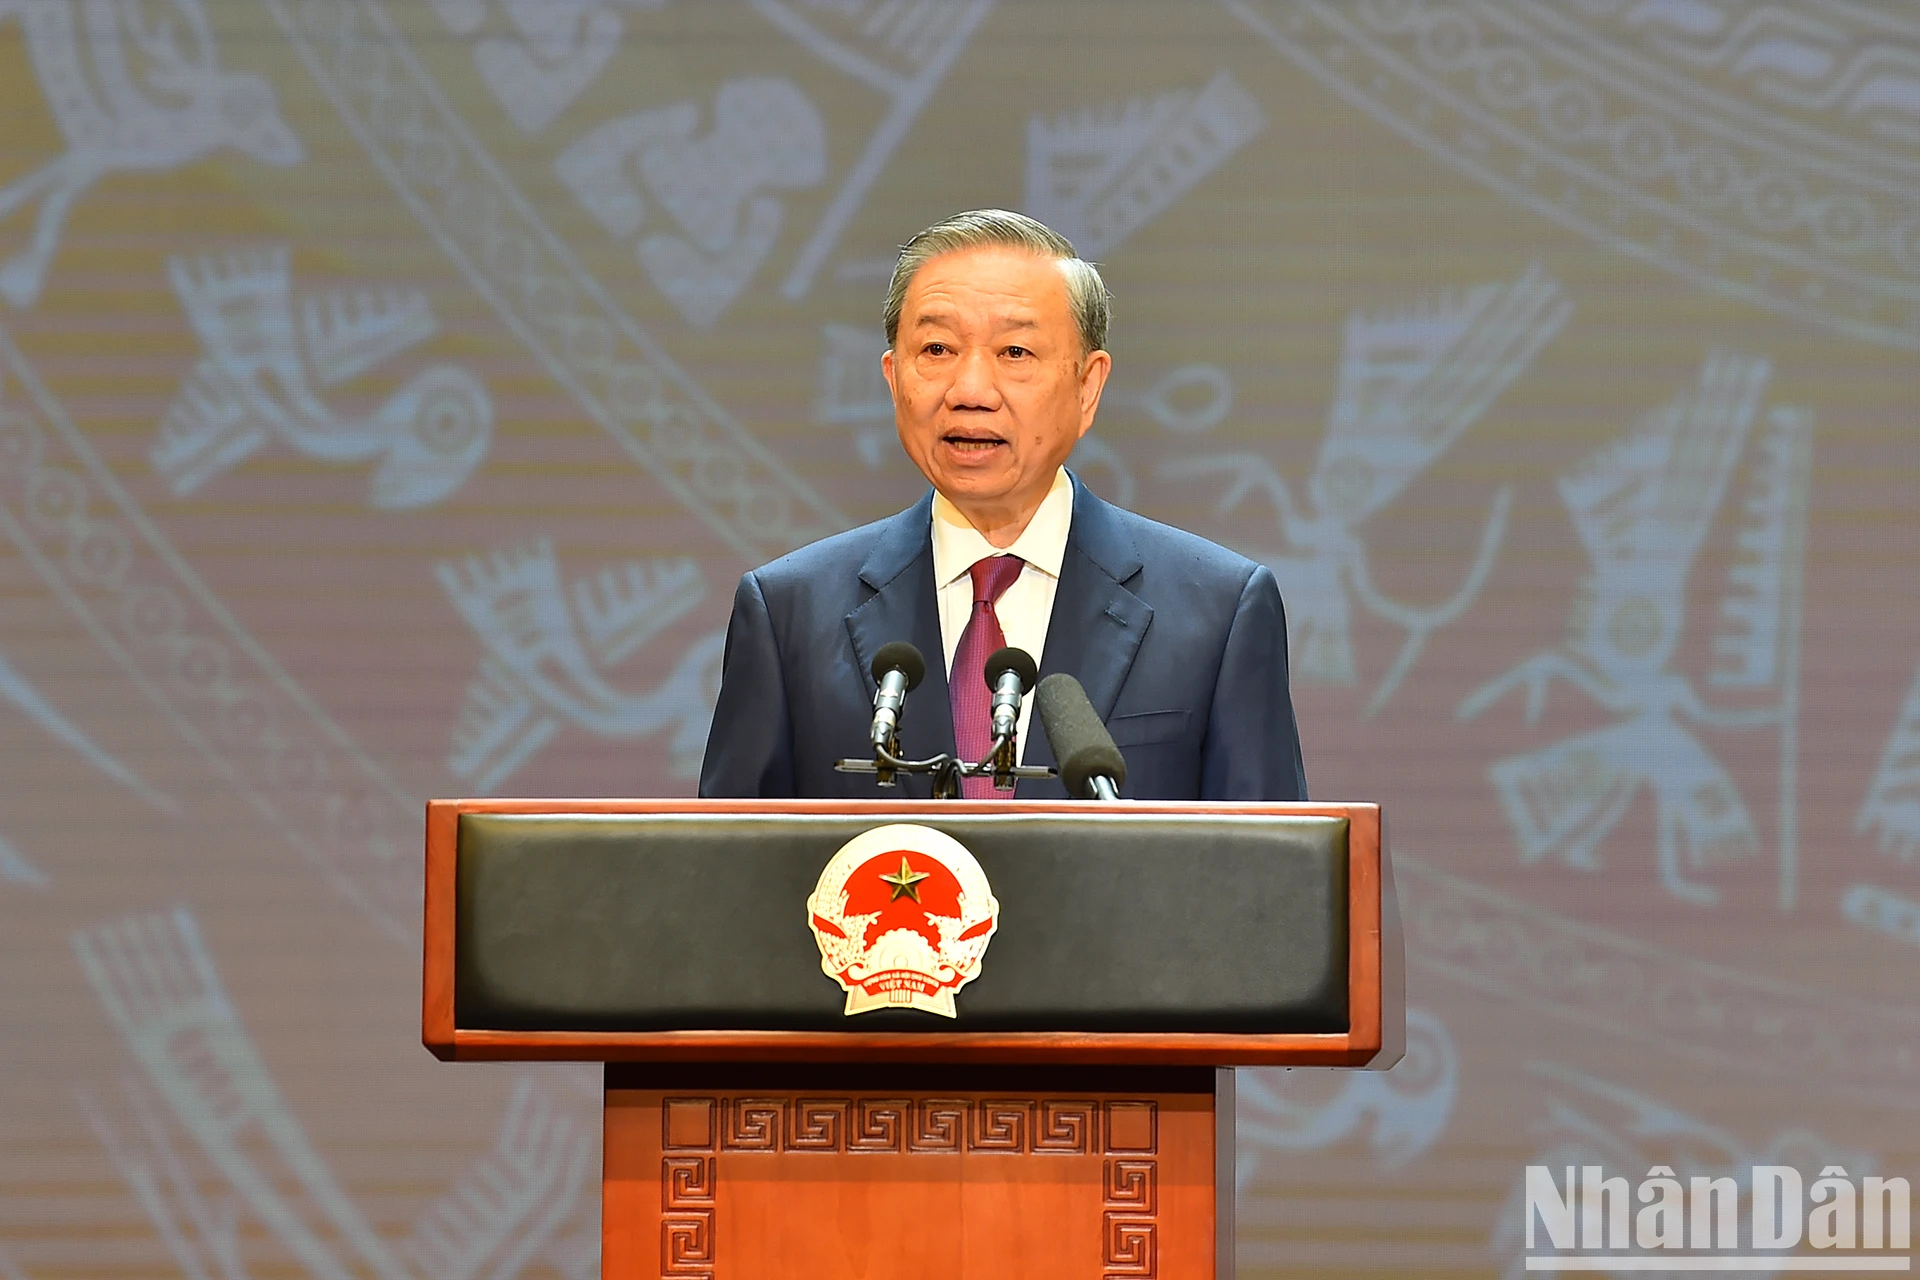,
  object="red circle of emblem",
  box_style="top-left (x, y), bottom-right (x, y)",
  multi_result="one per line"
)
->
top-left (806, 824), bottom-right (1000, 1017)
